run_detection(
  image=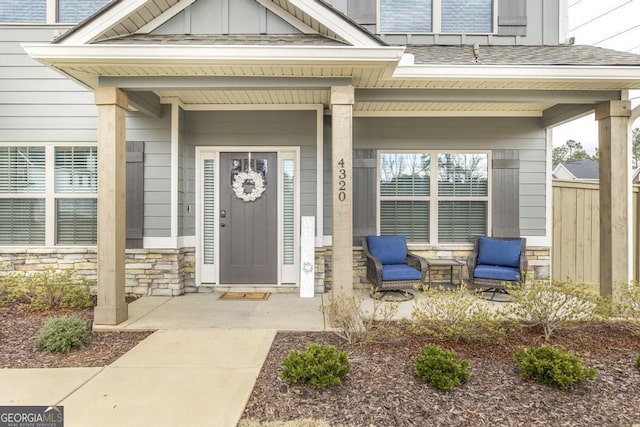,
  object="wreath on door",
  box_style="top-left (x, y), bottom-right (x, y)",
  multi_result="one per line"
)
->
top-left (232, 170), bottom-right (266, 202)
